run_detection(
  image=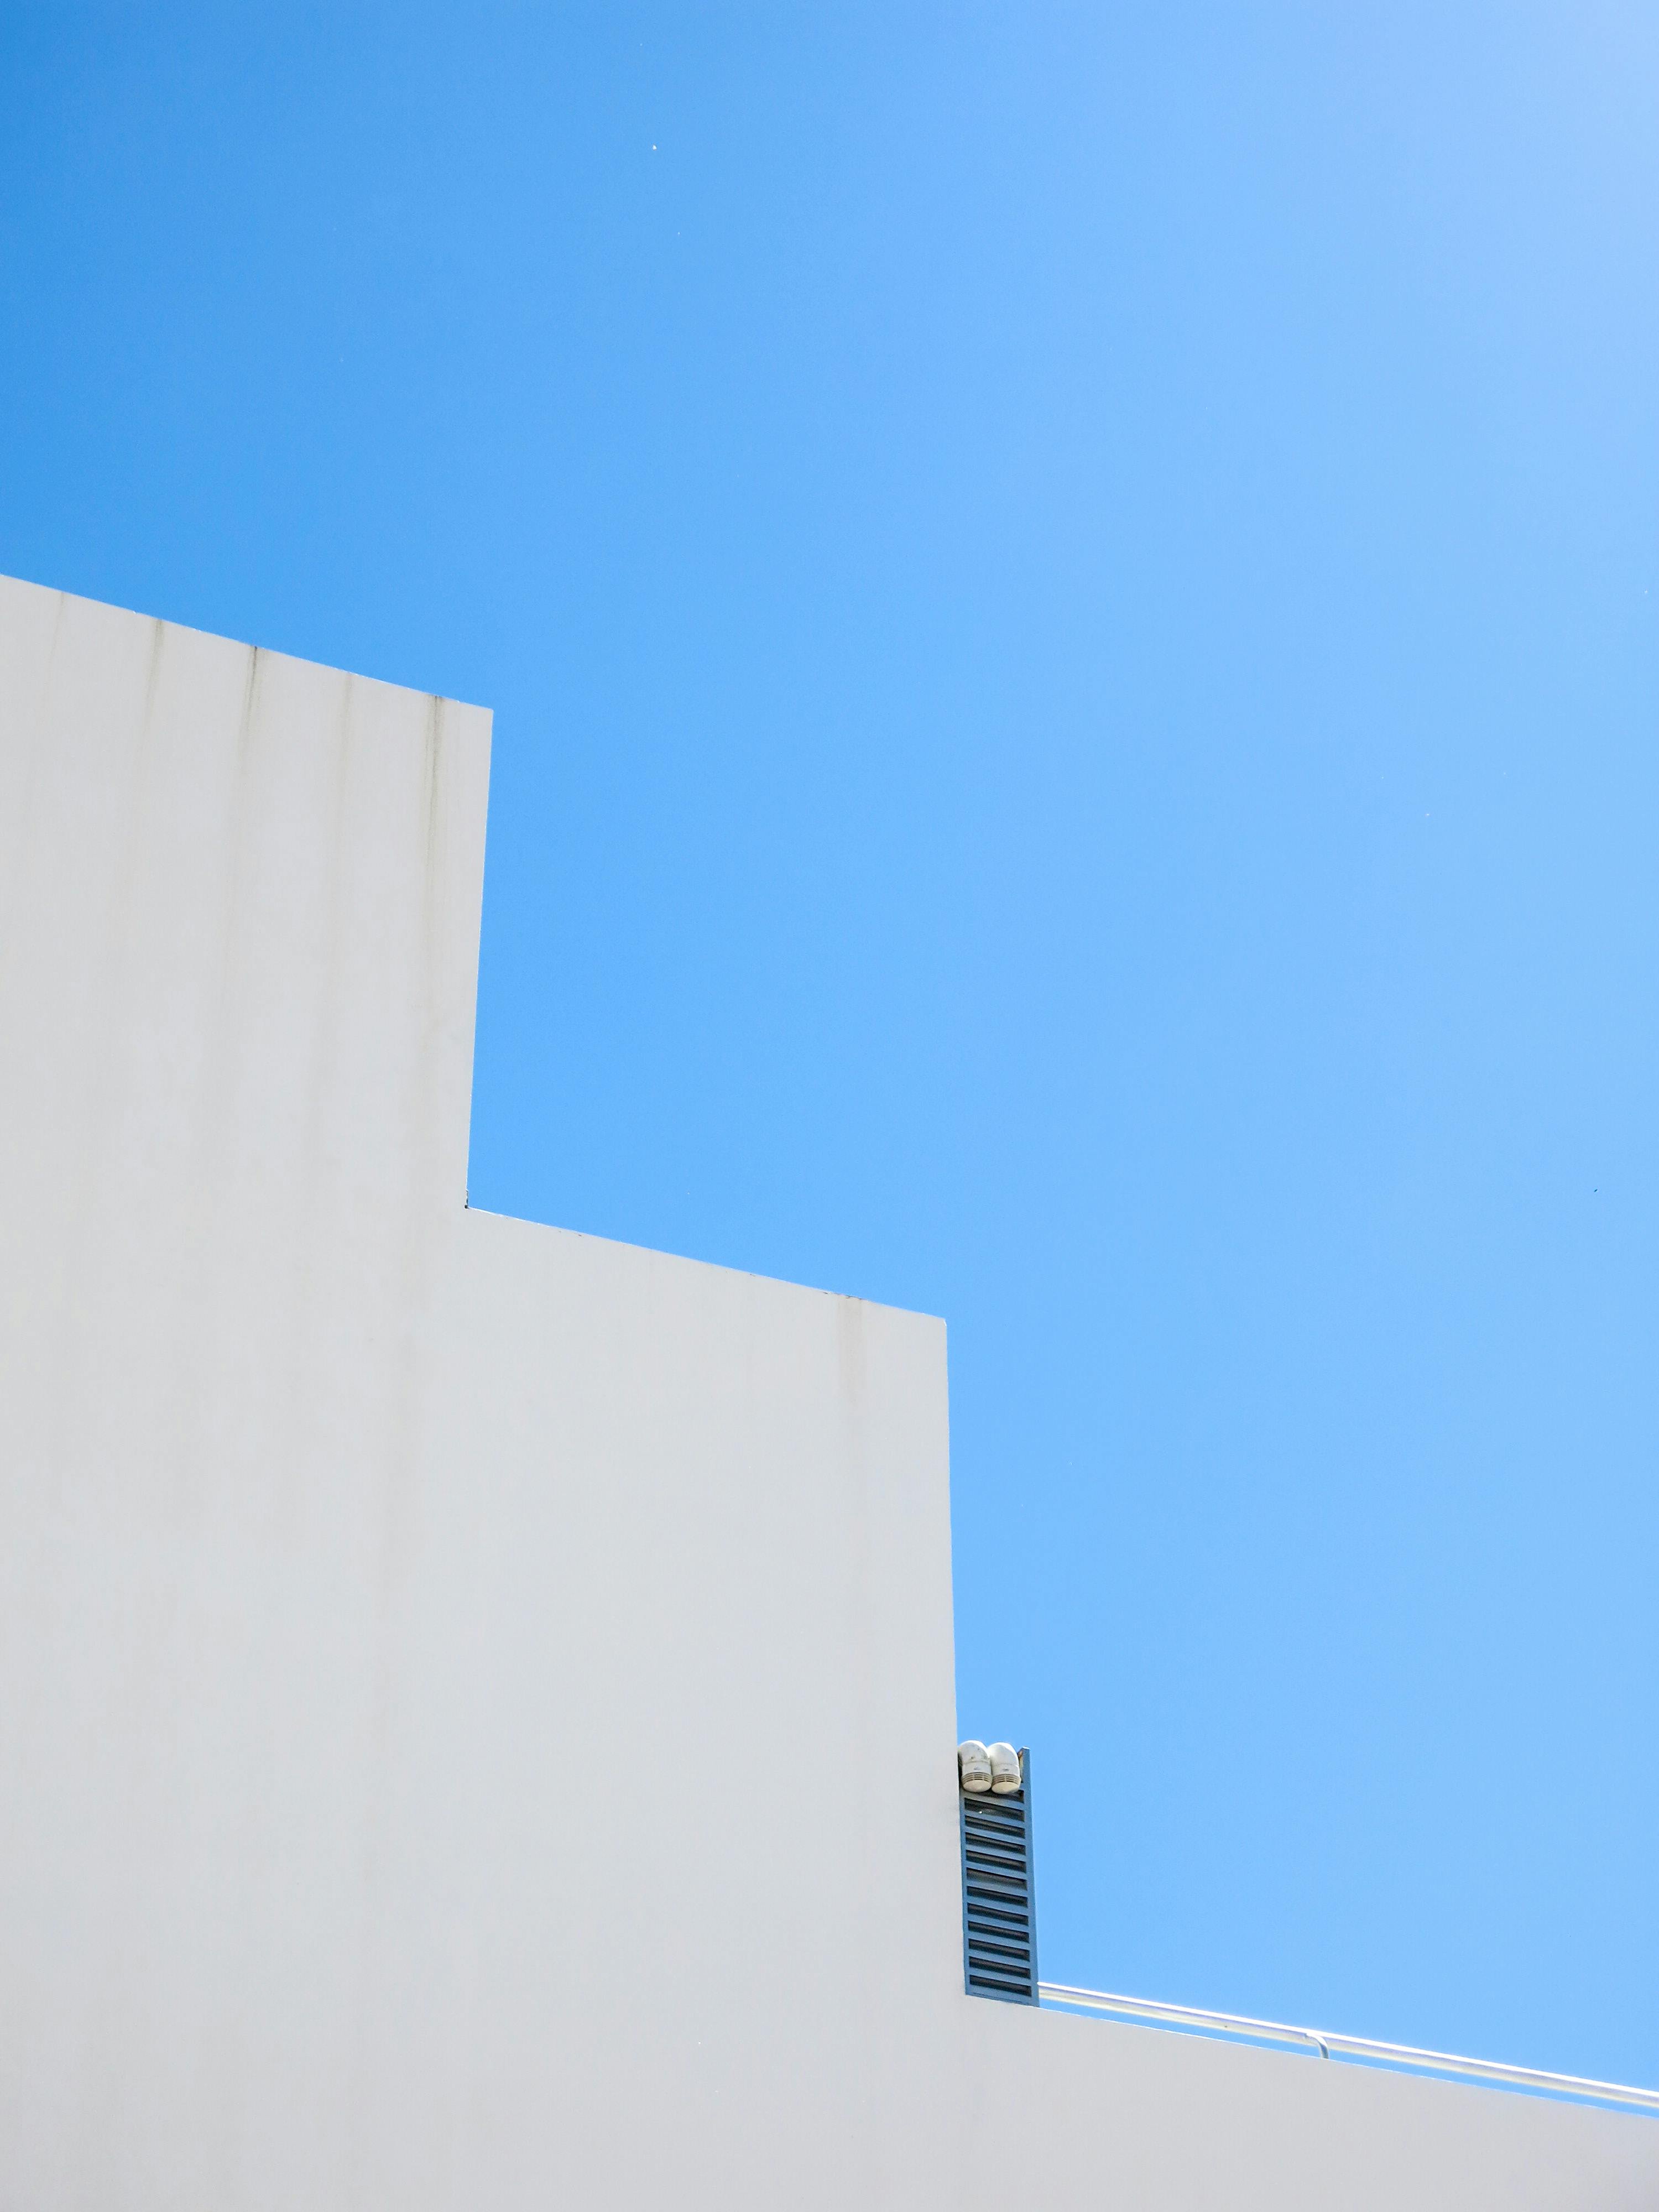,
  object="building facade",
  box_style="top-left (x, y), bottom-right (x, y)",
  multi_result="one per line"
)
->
top-left (1, 574), bottom-right (1652, 2206)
